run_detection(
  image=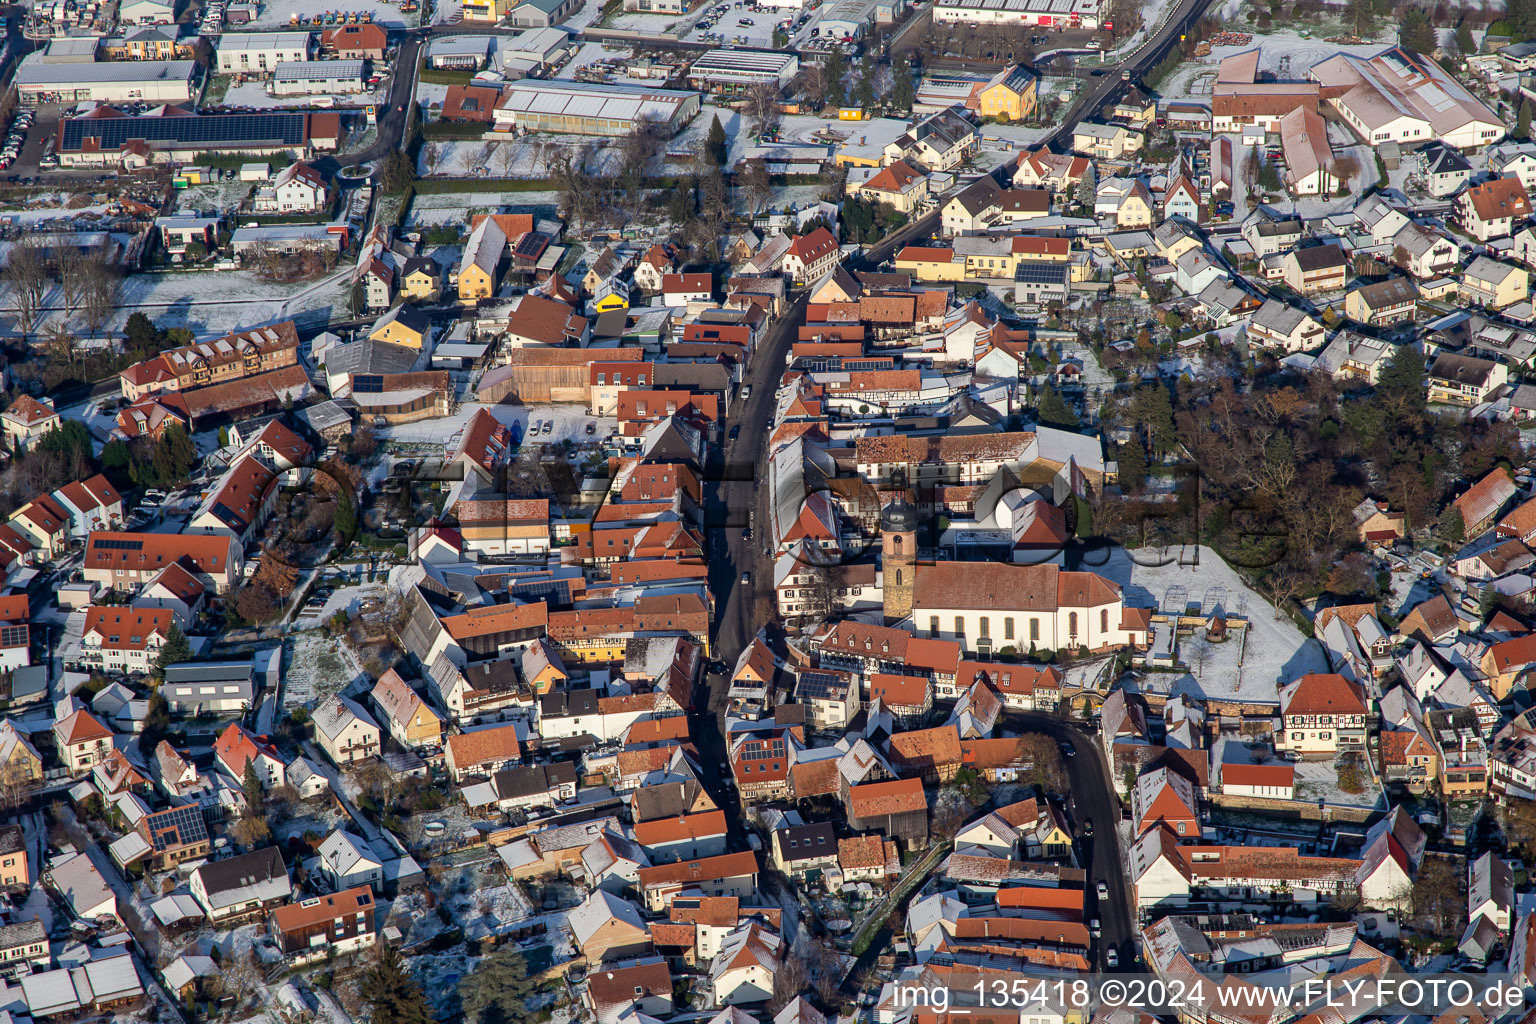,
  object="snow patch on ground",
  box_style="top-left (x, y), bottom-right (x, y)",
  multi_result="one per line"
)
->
top-left (1094, 545), bottom-right (1329, 704)
top-left (219, 79), bottom-right (387, 109)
